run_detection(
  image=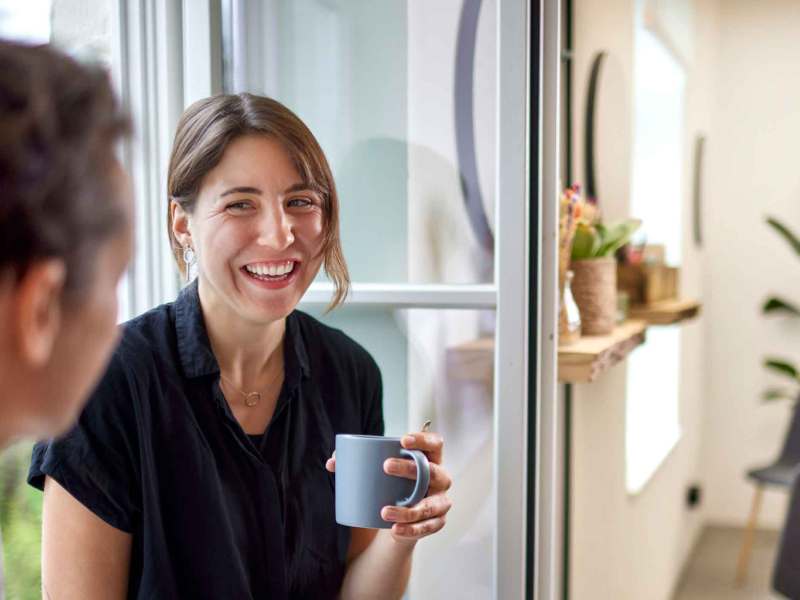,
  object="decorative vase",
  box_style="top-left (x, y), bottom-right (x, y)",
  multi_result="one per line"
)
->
top-left (570, 257), bottom-right (617, 335)
top-left (559, 270), bottom-right (581, 345)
